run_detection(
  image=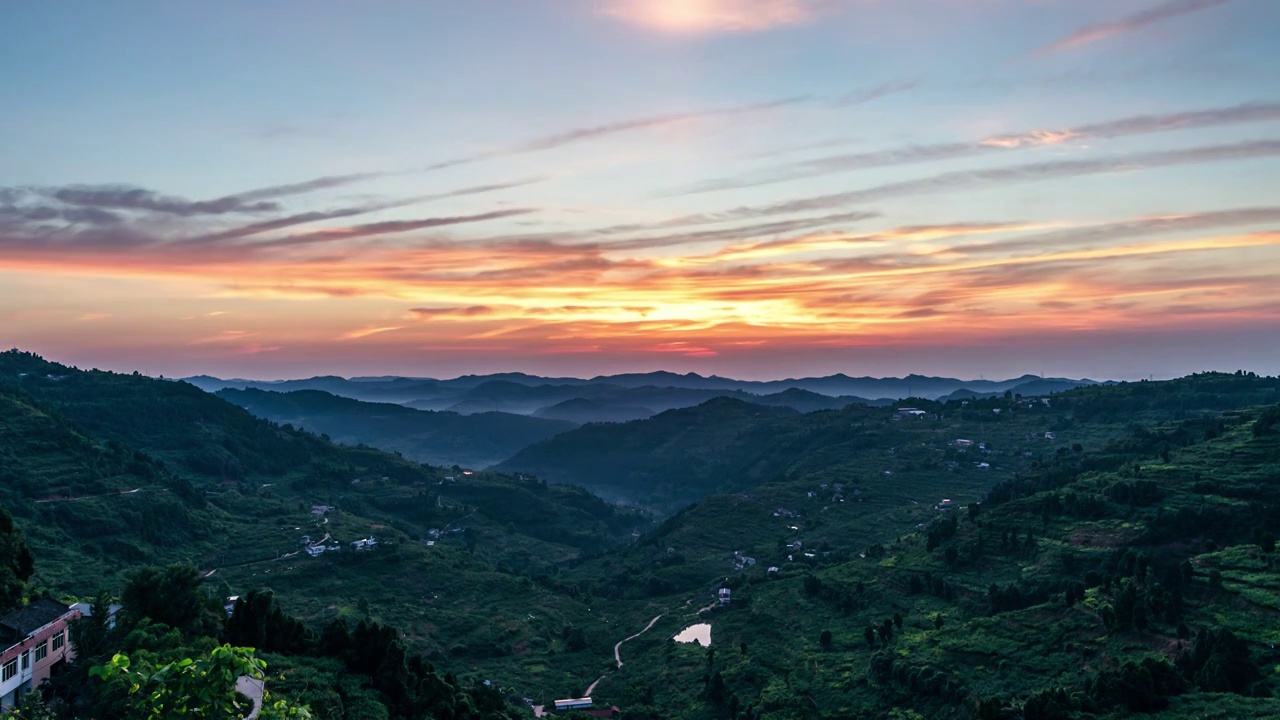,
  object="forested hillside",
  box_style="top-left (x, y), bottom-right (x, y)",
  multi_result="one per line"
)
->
top-left (548, 382), bottom-right (1280, 719)
top-left (3, 349), bottom-right (1278, 719)
top-left (501, 374), bottom-right (1280, 513)
top-left (0, 350), bottom-right (649, 707)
